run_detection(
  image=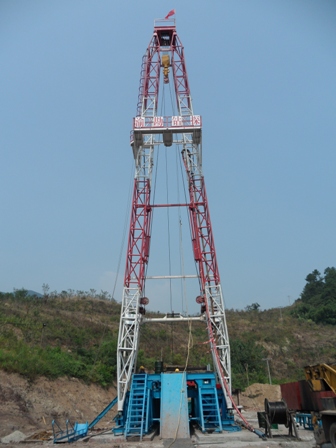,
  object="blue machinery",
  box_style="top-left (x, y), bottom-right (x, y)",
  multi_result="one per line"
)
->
top-left (52, 397), bottom-right (118, 443)
top-left (115, 372), bottom-right (239, 439)
top-left (52, 371), bottom-right (240, 442)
